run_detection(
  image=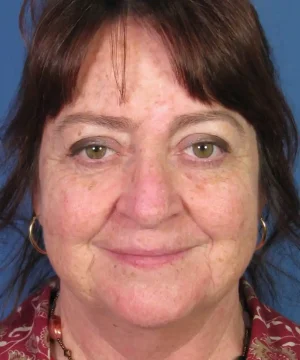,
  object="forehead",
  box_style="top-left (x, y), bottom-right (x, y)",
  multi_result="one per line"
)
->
top-left (59, 21), bottom-right (251, 138)
top-left (72, 21), bottom-right (198, 114)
